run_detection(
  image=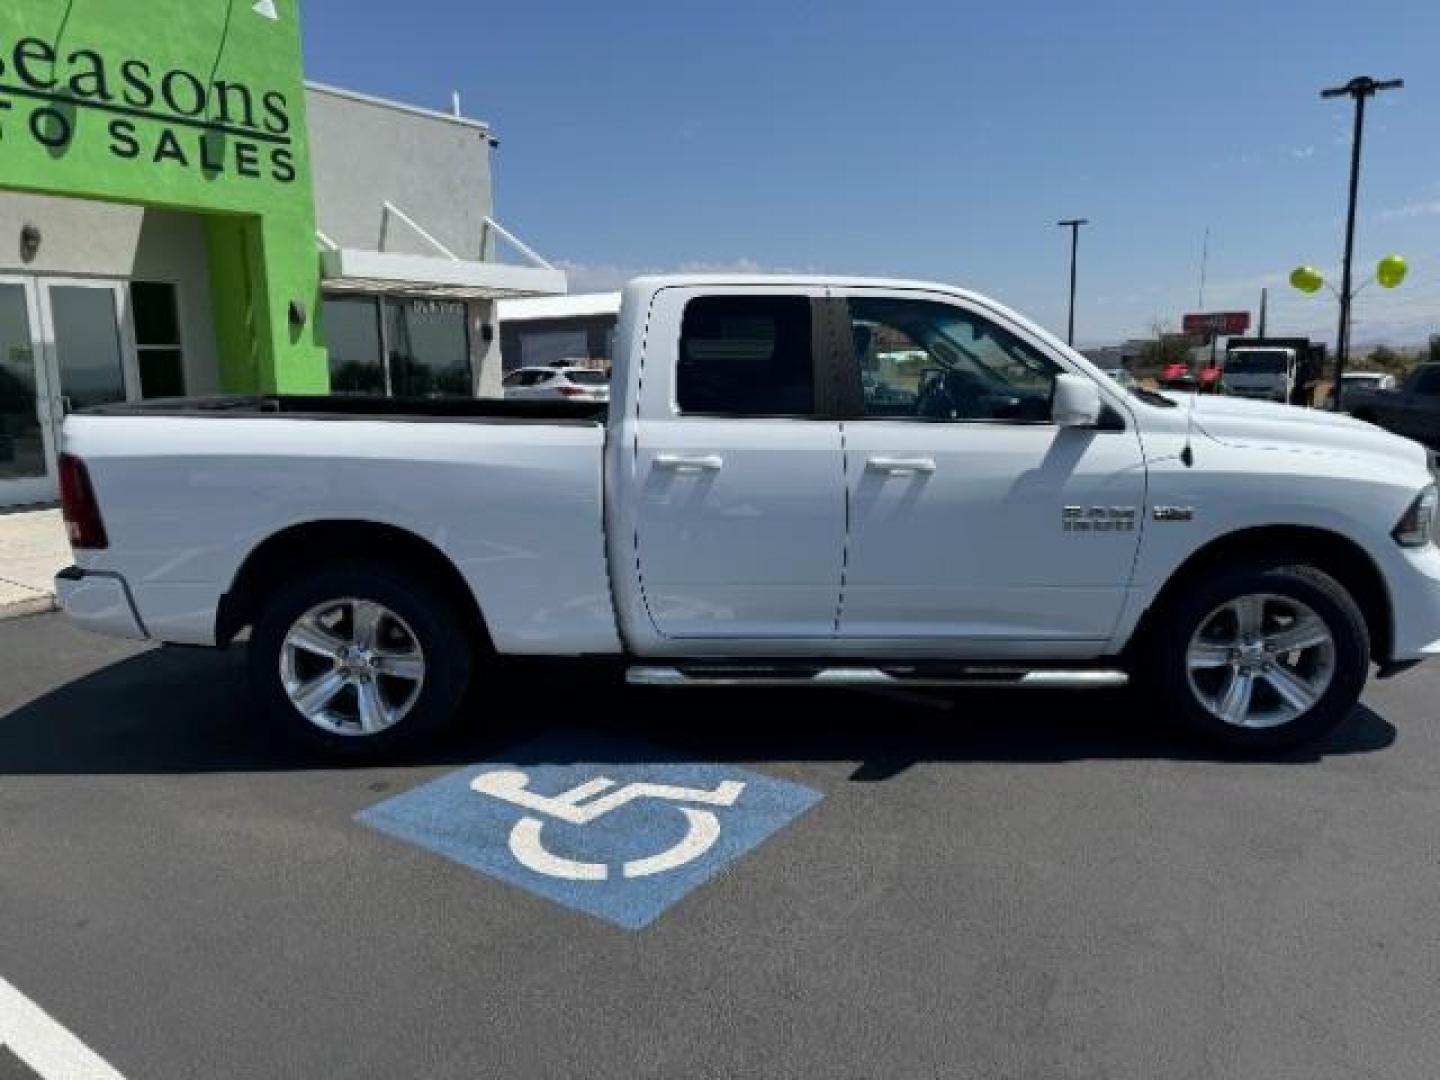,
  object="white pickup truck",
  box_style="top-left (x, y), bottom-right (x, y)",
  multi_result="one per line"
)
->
top-left (56, 276), bottom-right (1440, 755)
